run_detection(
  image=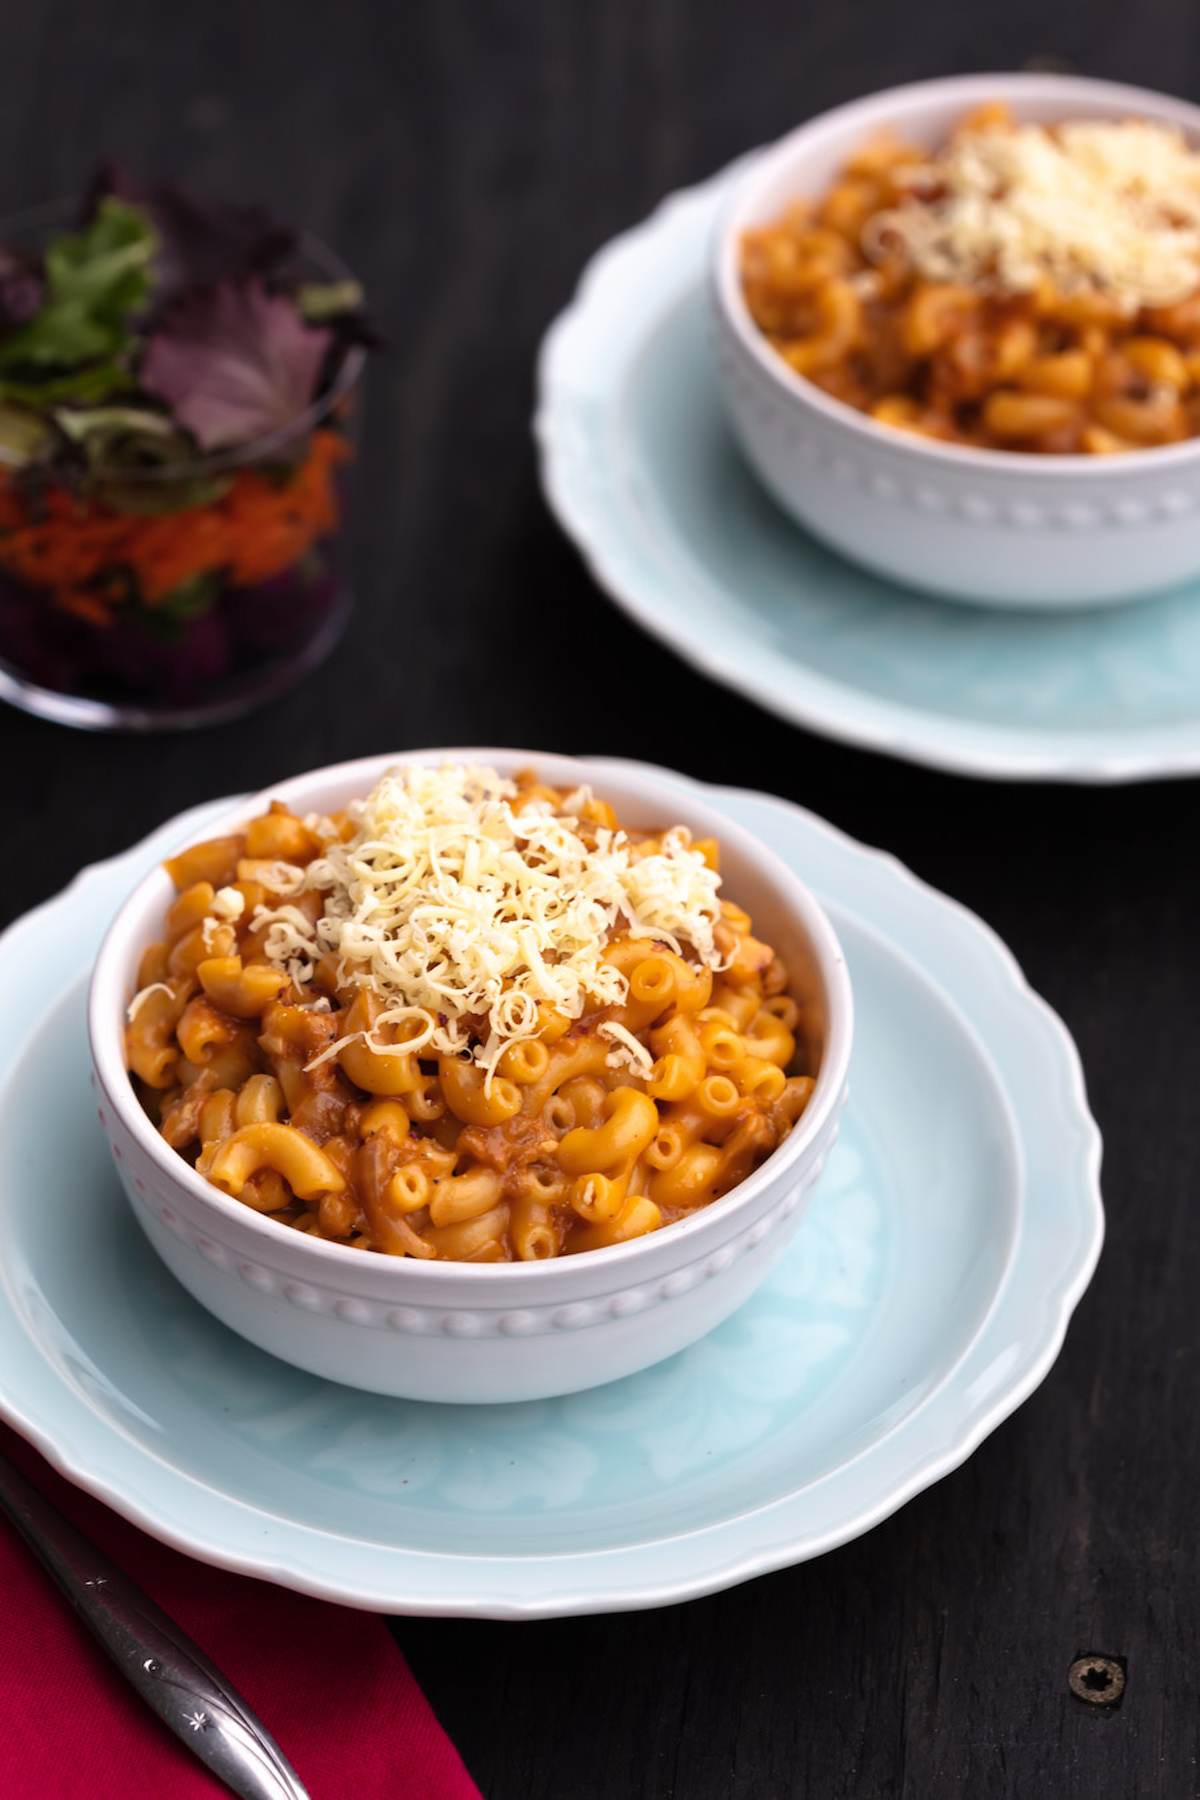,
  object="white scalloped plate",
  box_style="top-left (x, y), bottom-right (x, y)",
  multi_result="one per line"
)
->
top-left (537, 159), bottom-right (1200, 782)
top-left (0, 766), bottom-right (1102, 1616)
